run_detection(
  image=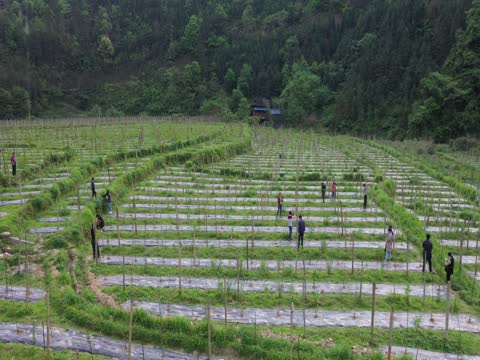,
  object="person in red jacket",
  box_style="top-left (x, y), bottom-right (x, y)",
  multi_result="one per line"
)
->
top-left (331, 180), bottom-right (337, 199)
top-left (276, 192), bottom-right (284, 216)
